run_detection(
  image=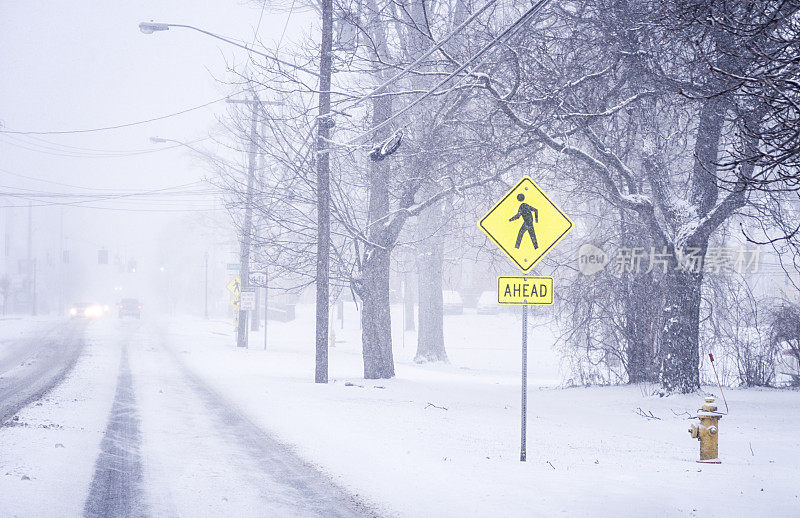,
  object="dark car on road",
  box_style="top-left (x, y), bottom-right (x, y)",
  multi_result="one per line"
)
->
top-left (118, 298), bottom-right (141, 319)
